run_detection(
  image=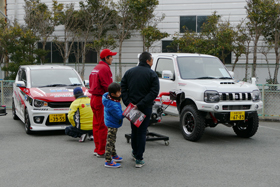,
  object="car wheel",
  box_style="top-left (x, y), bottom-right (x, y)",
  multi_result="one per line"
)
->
top-left (233, 112), bottom-right (259, 138)
top-left (12, 99), bottom-right (19, 120)
top-left (24, 109), bottom-right (32, 134)
top-left (180, 105), bottom-right (205, 141)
